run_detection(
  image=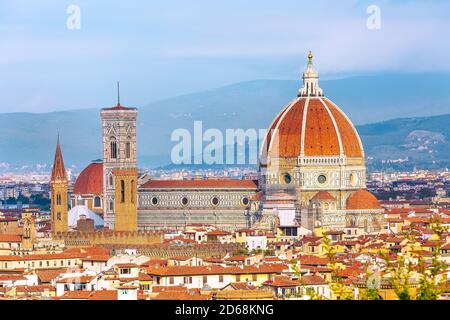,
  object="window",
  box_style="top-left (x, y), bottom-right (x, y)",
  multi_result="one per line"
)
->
top-left (181, 197), bottom-right (188, 206)
top-left (169, 277), bottom-right (174, 285)
top-left (120, 268), bottom-right (130, 274)
top-left (236, 275), bottom-right (241, 282)
top-left (109, 174), bottom-right (114, 187)
top-left (203, 276), bottom-right (207, 284)
top-left (110, 138), bottom-right (117, 159)
top-left (126, 141), bottom-right (131, 159)
top-left (56, 193), bottom-right (61, 205)
top-left (109, 200), bottom-right (114, 211)
top-left (183, 277), bottom-right (192, 284)
top-left (120, 180), bottom-right (125, 203)
top-left (131, 180), bottom-right (135, 204)
top-left (57, 212), bottom-right (61, 221)
top-left (252, 274), bottom-right (257, 281)
top-left (283, 173), bottom-right (292, 184)
top-left (318, 174), bottom-right (327, 184)
top-left (94, 196), bottom-right (101, 208)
